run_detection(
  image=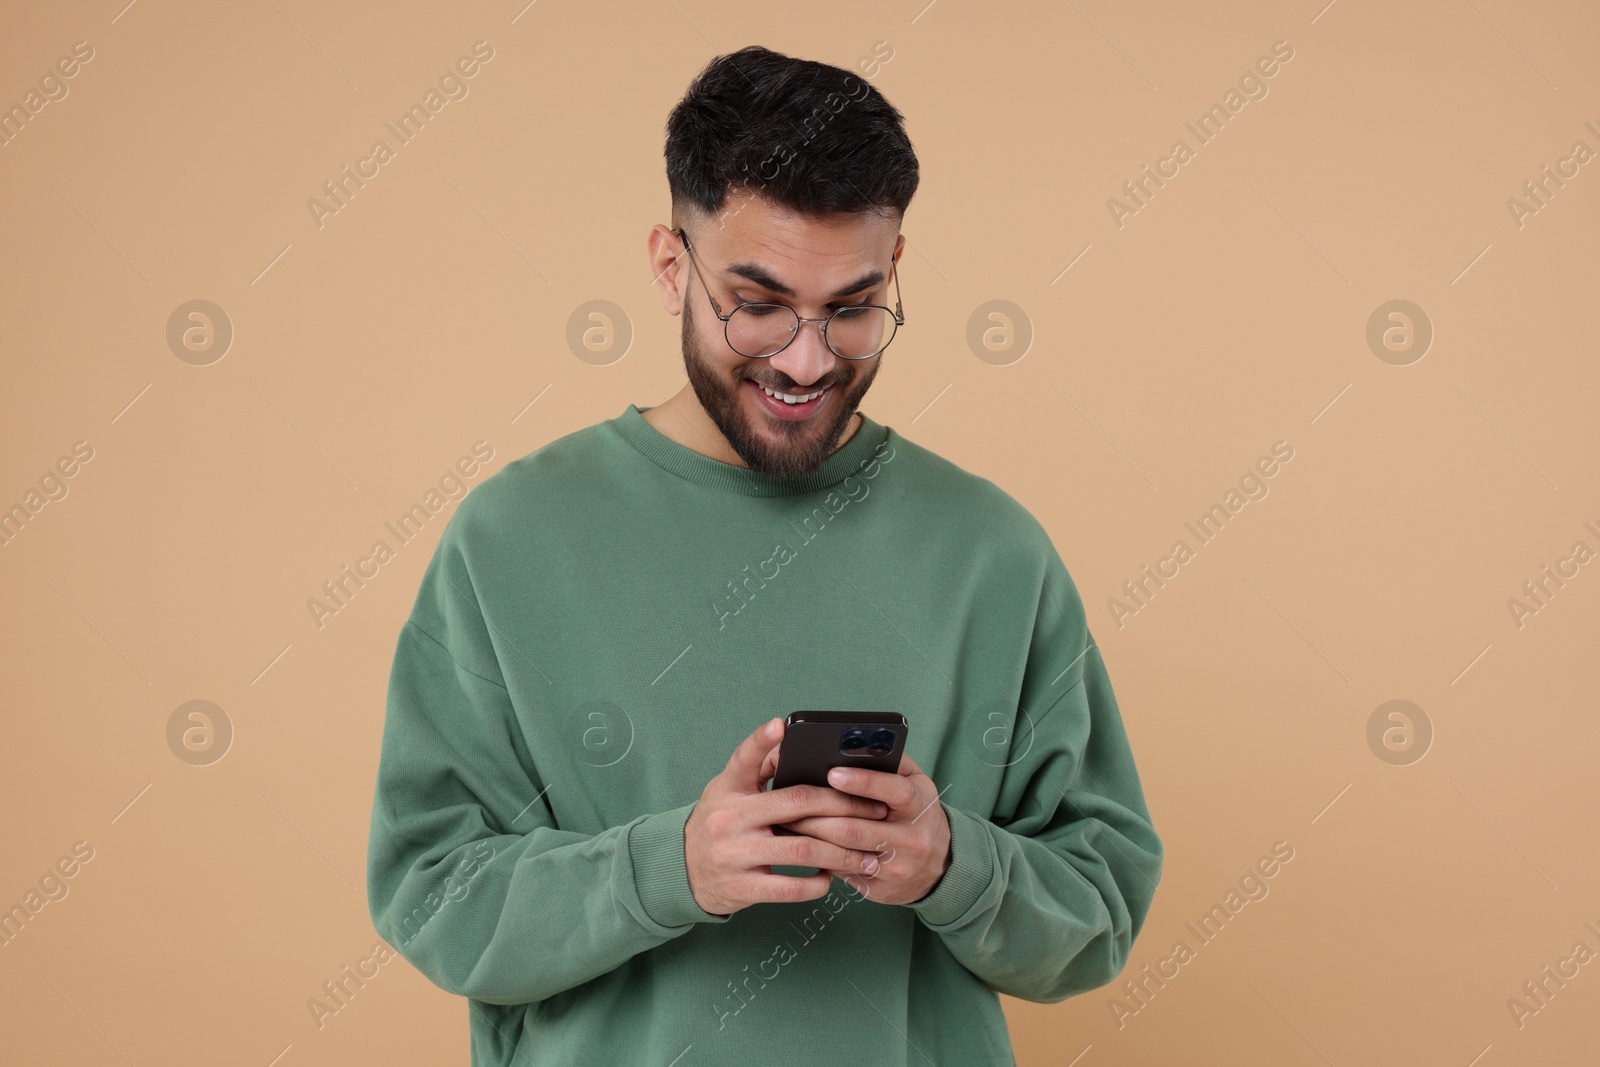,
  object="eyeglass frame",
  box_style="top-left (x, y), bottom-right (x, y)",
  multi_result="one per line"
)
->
top-left (672, 226), bottom-right (905, 360)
